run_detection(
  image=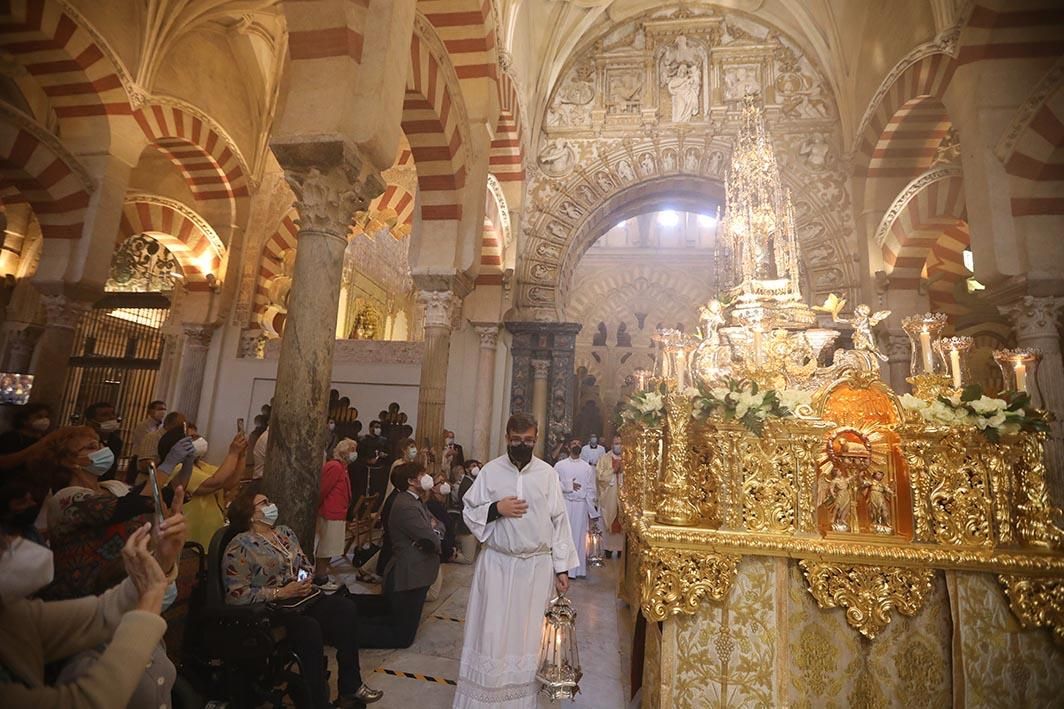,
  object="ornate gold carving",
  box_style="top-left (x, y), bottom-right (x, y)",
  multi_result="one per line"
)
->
top-left (657, 391), bottom-right (699, 526)
top-left (639, 547), bottom-right (740, 622)
top-left (799, 561), bottom-right (936, 639)
top-left (999, 575), bottom-right (1064, 646)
